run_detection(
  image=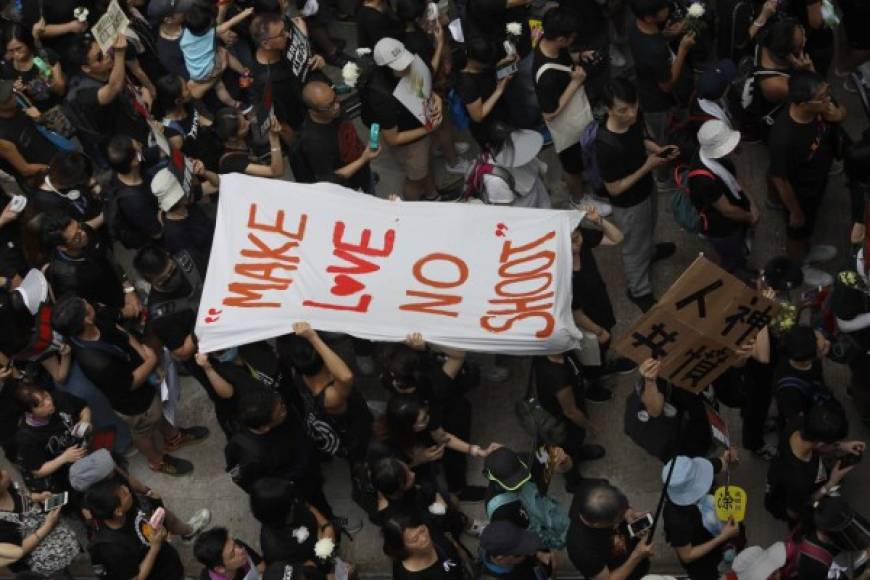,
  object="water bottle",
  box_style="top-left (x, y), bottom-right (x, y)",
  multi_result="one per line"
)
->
top-left (32, 56), bottom-right (52, 79)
